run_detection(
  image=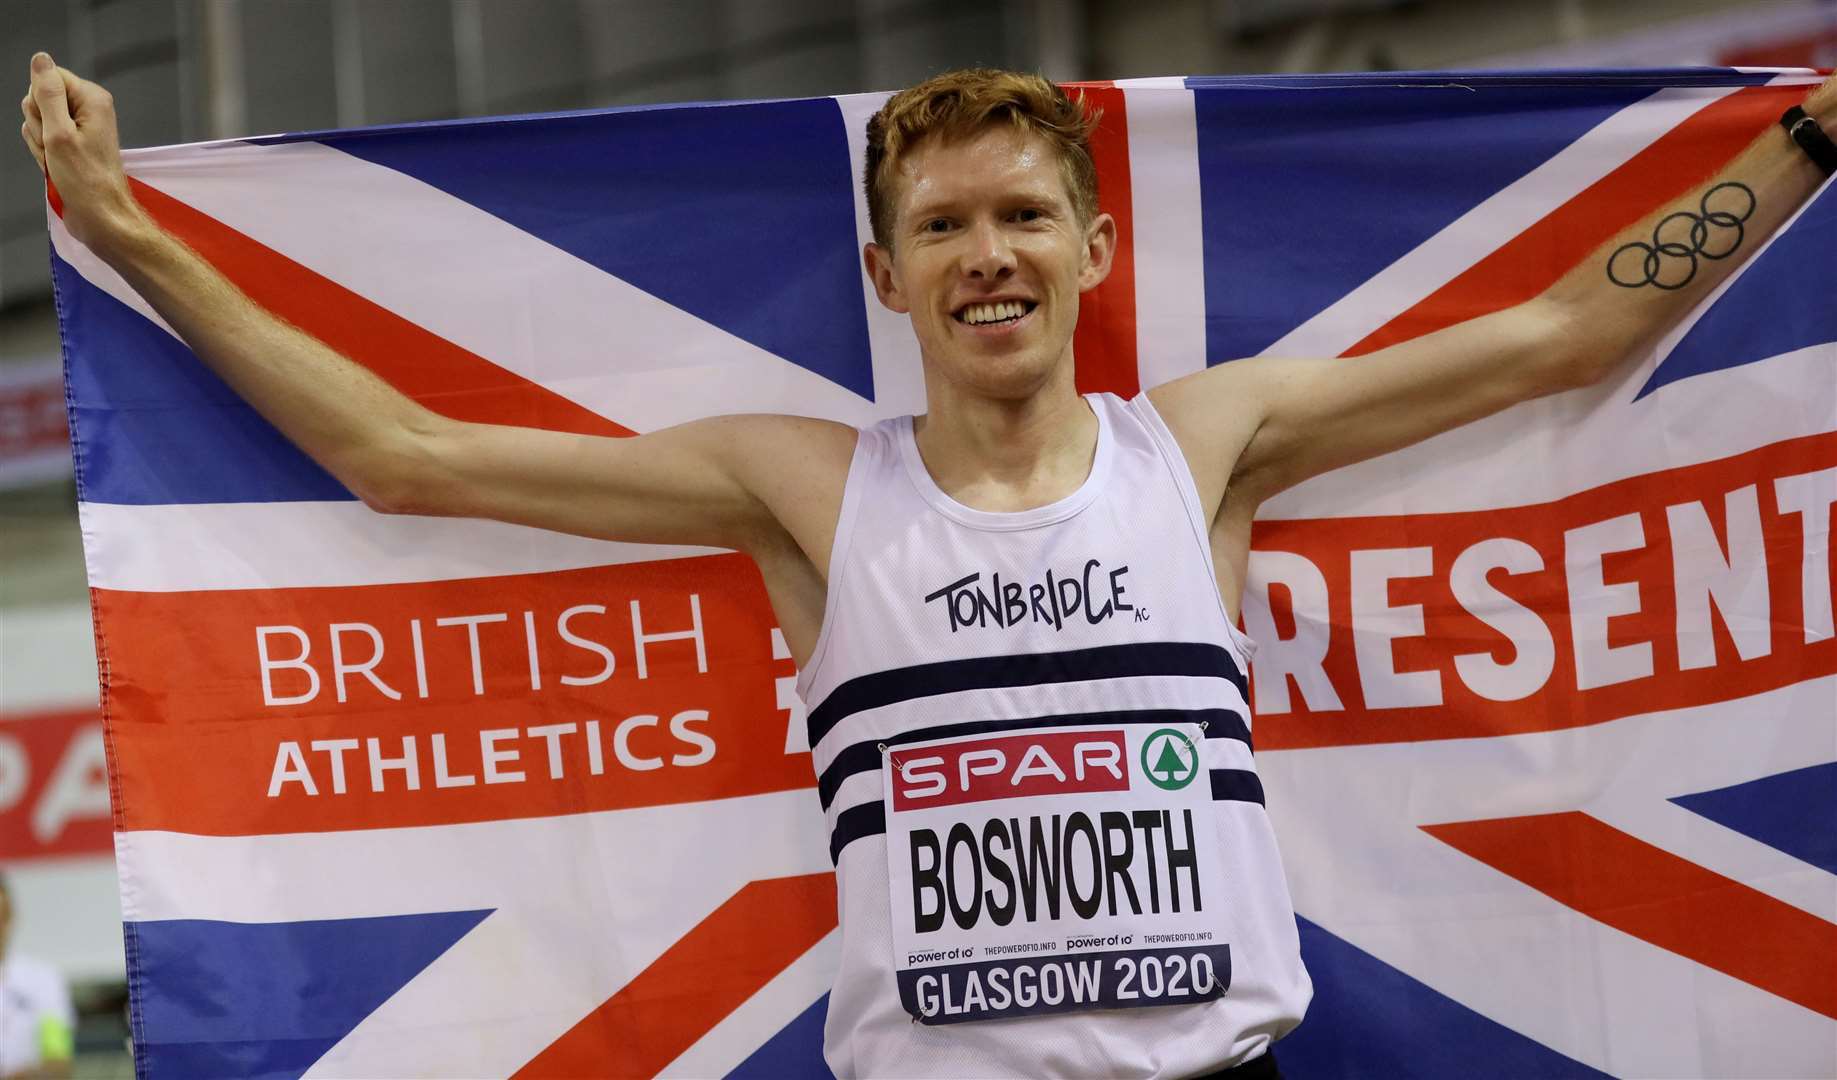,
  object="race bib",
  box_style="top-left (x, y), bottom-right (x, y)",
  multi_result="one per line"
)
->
top-left (883, 723), bottom-right (1232, 1024)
